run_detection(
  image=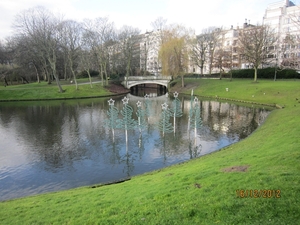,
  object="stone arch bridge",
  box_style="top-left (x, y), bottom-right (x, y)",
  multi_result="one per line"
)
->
top-left (121, 76), bottom-right (172, 89)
